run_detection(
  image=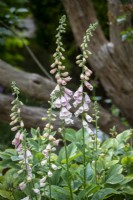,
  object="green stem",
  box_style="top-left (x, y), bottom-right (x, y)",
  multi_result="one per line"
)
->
top-left (48, 152), bottom-right (52, 200)
top-left (62, 125), bottom-right (73, 200)
top-left (94, 102), bottom-right (98, 184)
top-left (82, 113), bottom-right (86, 189)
